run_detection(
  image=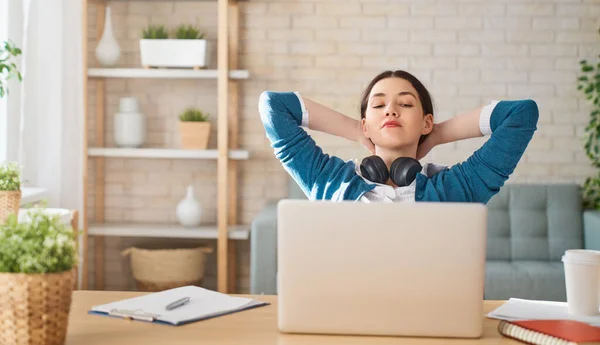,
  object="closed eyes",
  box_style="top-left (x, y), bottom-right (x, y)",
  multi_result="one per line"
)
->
top-left (372, 103), bottom-right (413, 109)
